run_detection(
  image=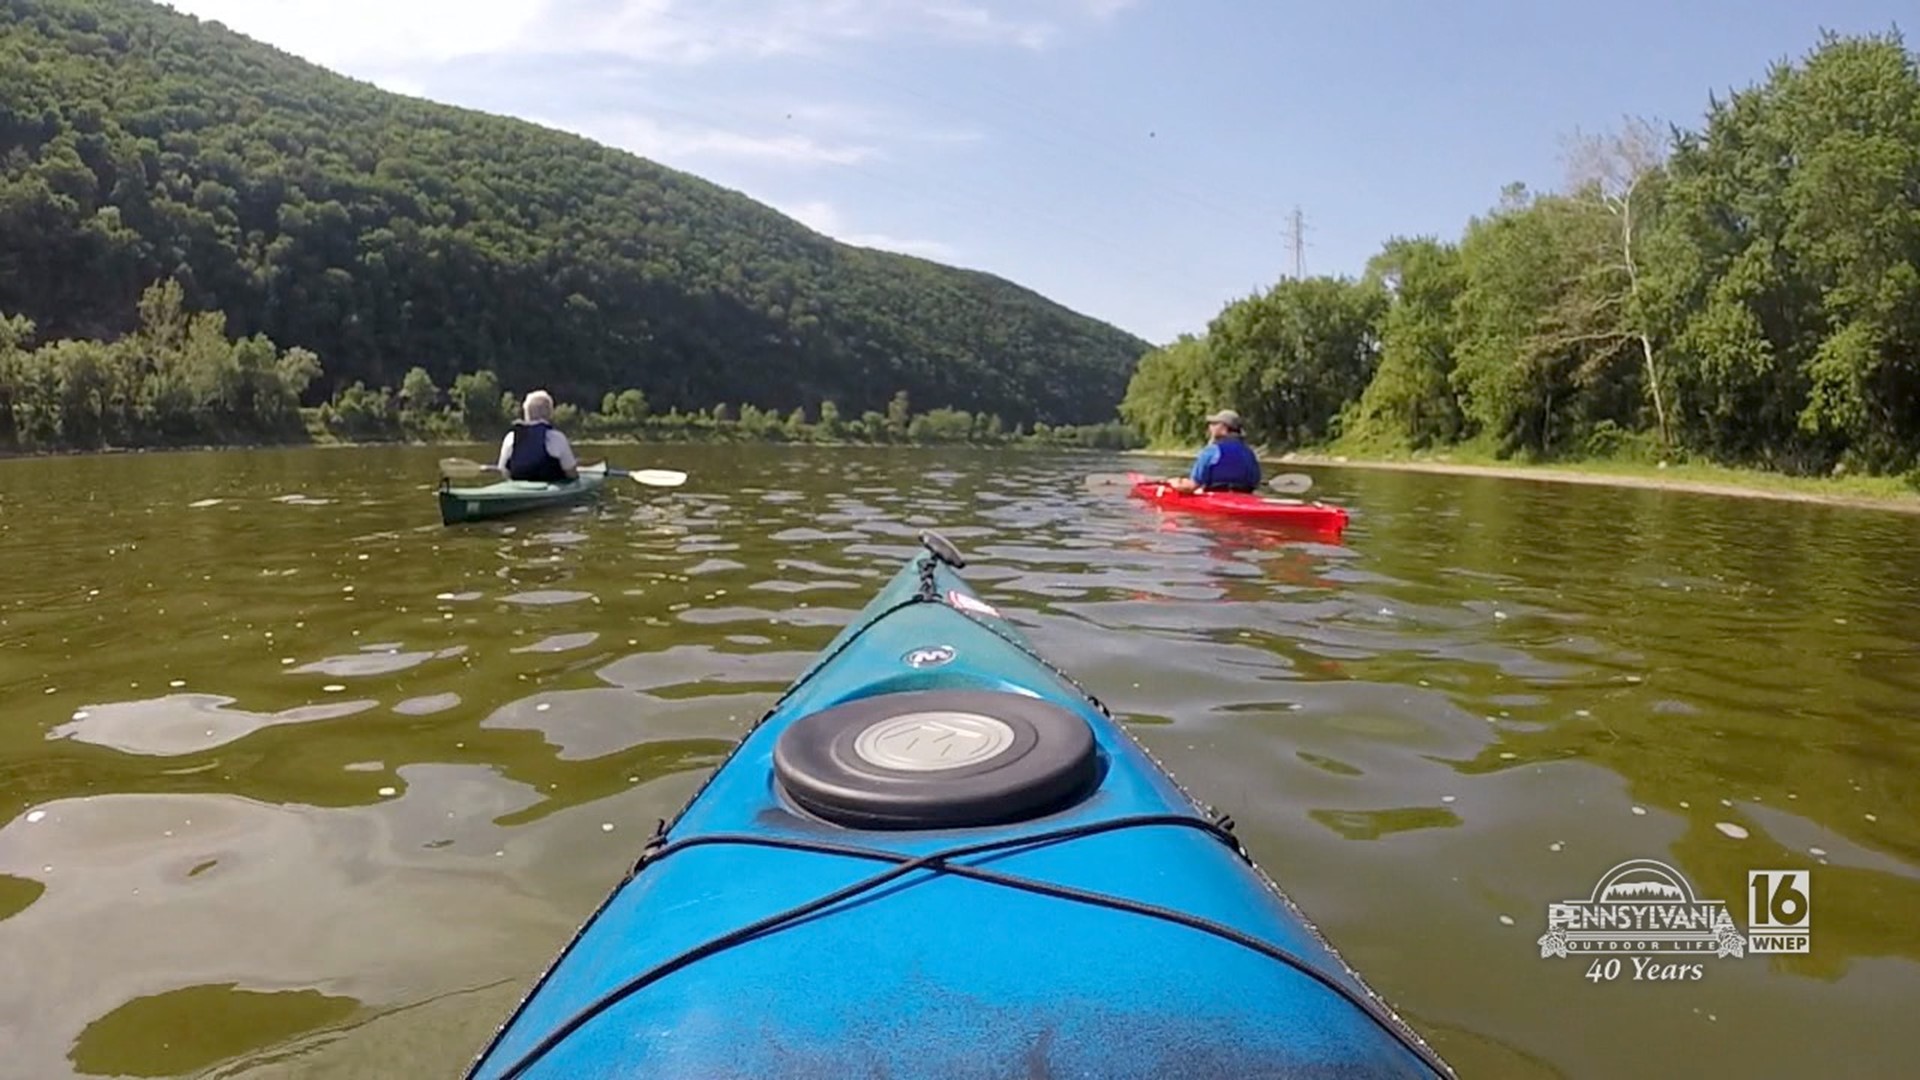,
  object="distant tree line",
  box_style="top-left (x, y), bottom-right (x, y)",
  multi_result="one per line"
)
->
top-left (0, 279), bottom-right (1139, 452)
top-left (319, 367), bottom-right (1140, 449)
top-left (1121, 32), bottom-right (1920, 479)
